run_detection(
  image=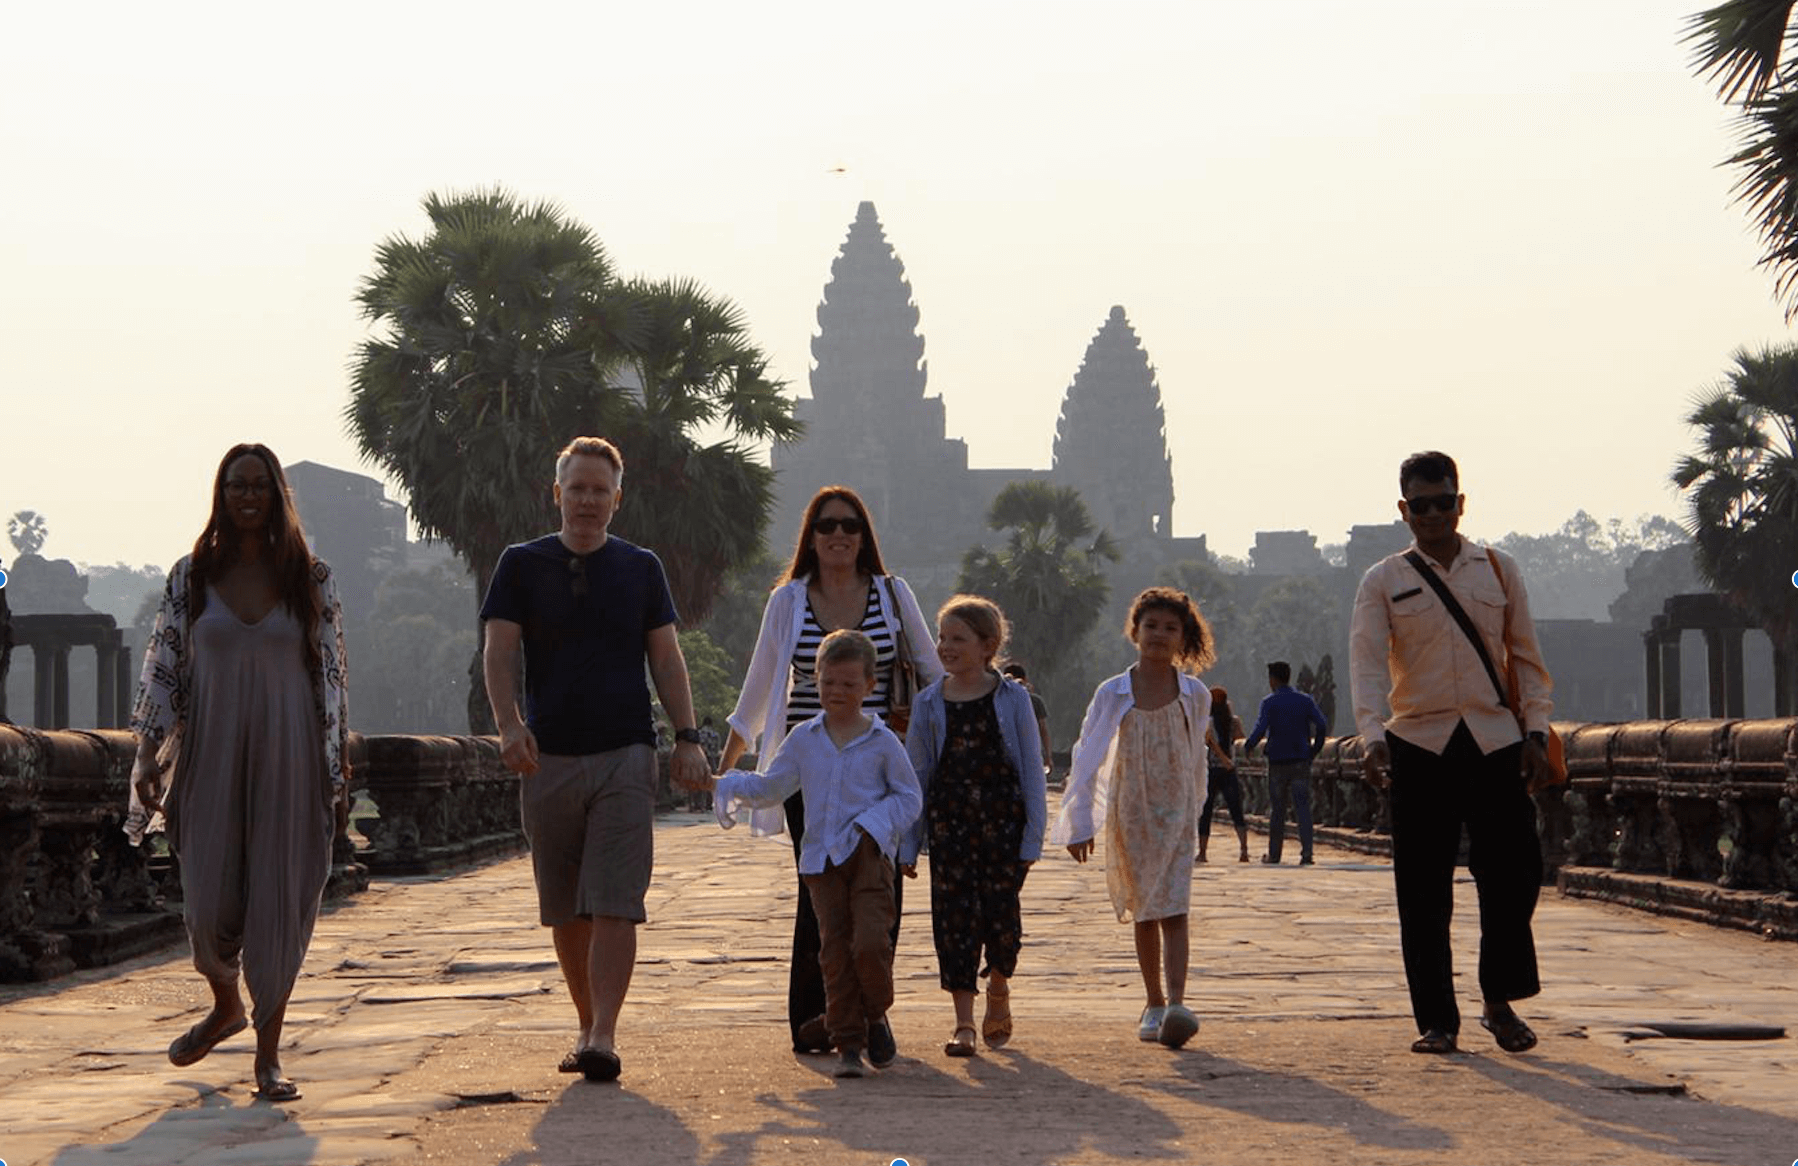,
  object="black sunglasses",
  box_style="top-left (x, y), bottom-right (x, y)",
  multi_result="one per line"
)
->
top-left (568, 555), bottom-right (588, 598)
top-left (1403, 493), bottom-right (1459, 515)
top-left (812, 516), bottom-right (865, 536)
